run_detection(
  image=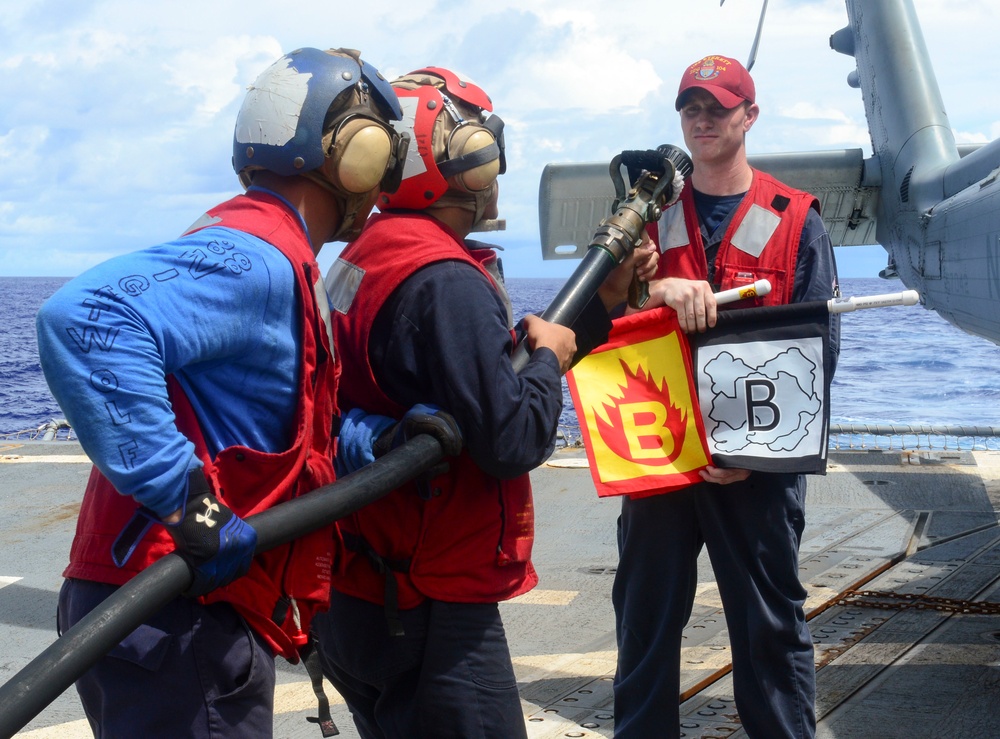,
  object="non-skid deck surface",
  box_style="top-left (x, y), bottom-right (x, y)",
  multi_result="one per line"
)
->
top-left (2, 444), bottom-right (998, 737)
